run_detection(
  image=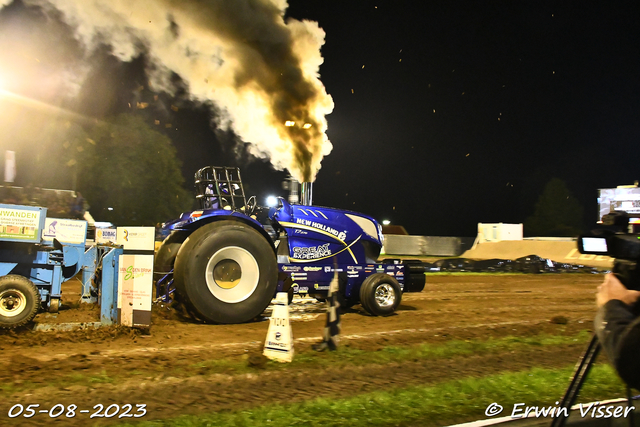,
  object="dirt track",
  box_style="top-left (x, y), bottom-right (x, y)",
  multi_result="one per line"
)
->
top-left (0, 274), bottom-right (603, 426)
